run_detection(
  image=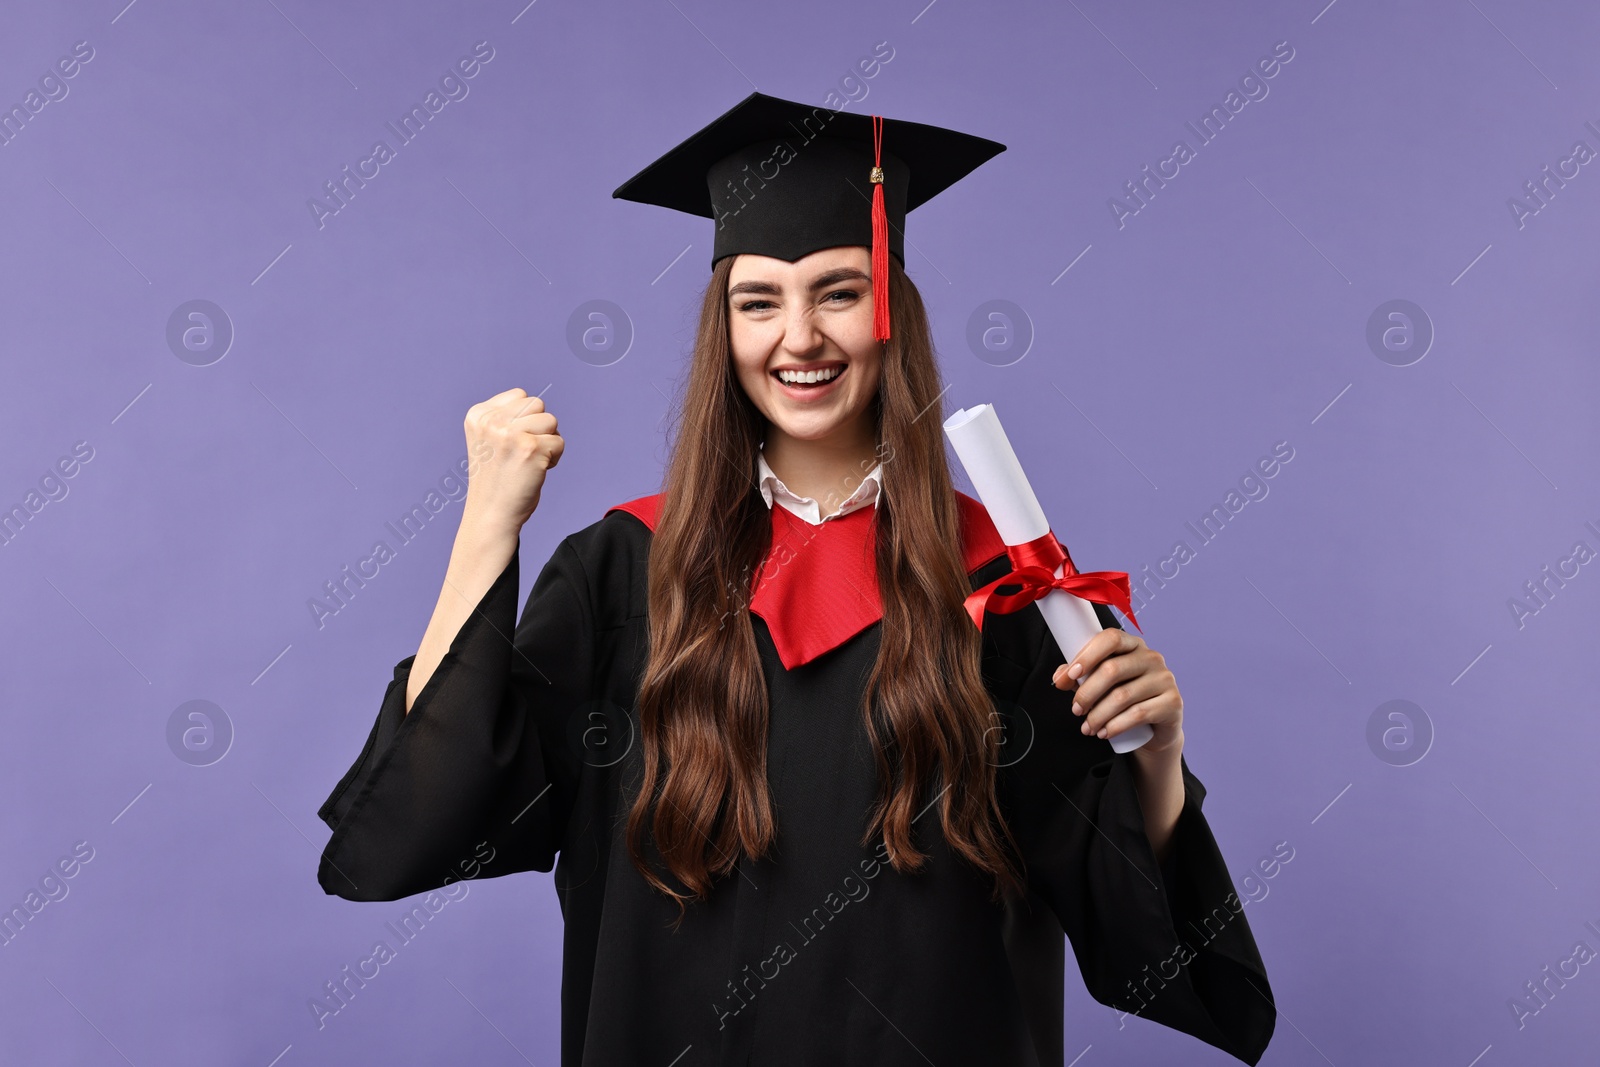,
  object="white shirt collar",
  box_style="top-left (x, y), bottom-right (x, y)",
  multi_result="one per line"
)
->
top-left (756, 449), bottom-right (883, 525)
